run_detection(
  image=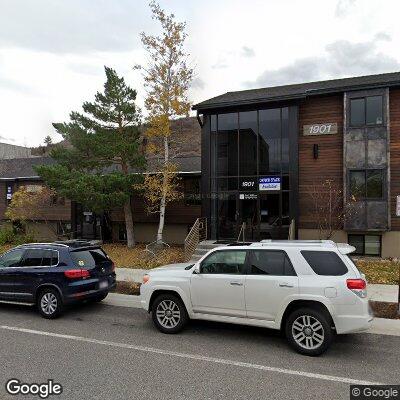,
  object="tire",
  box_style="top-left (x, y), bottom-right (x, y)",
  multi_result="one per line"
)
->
top-left (285, 307), bottom-right (333, 356)
top-left (91, 292), bottom-right (109, 303)
top-left (37, 288), bottom-right (63, 319)
top-left (151, 293), bottom-right (189, 334)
